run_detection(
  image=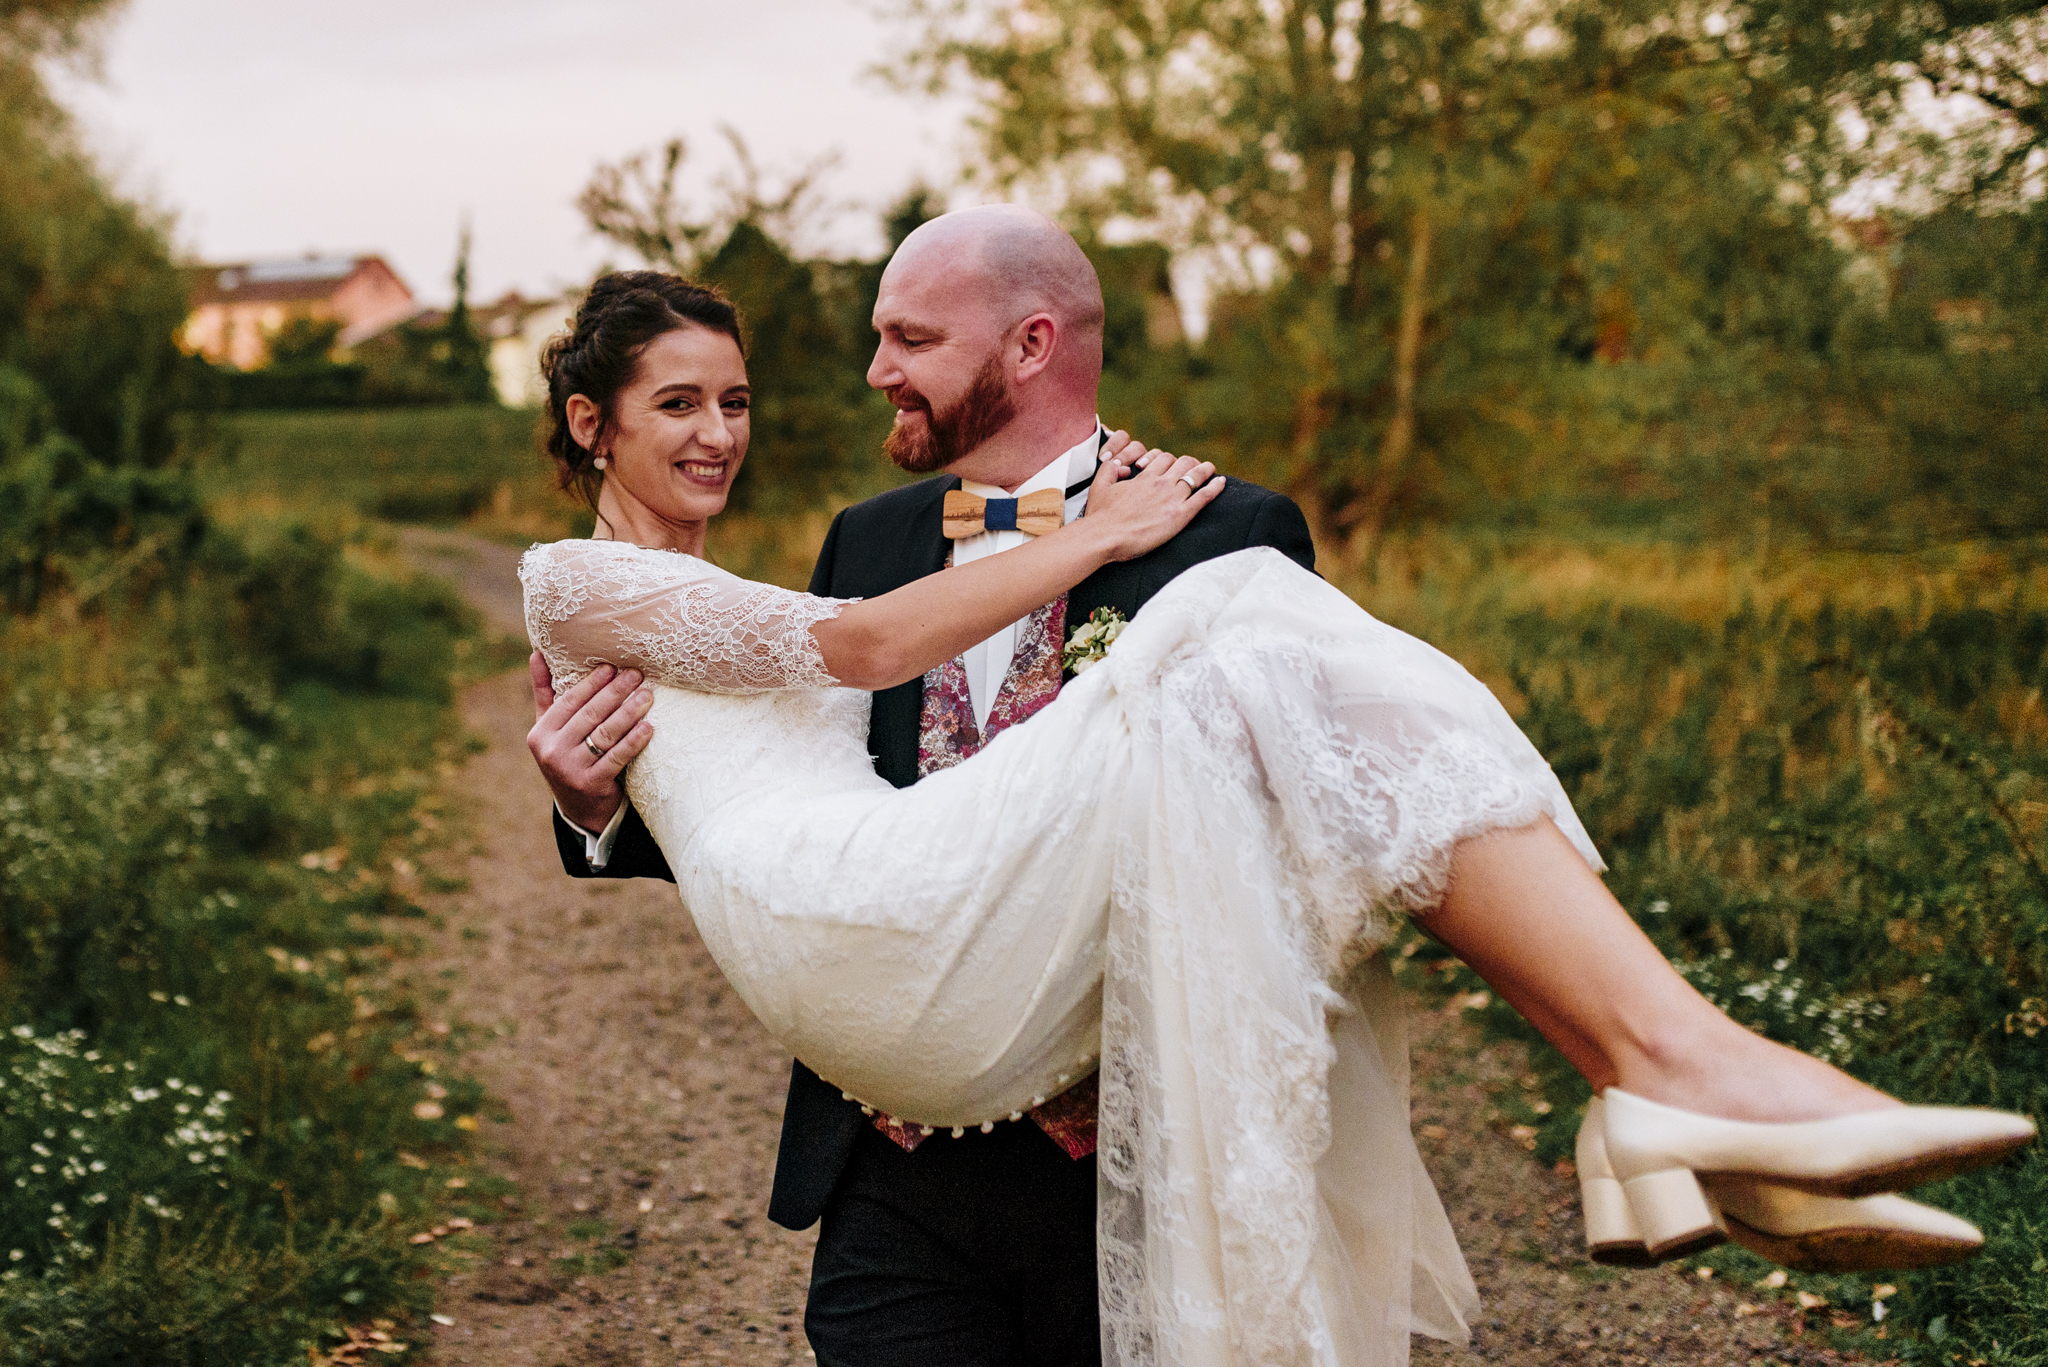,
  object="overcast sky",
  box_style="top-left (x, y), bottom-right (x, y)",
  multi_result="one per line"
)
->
top-left (51, 0), bottom-right (977, 305)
